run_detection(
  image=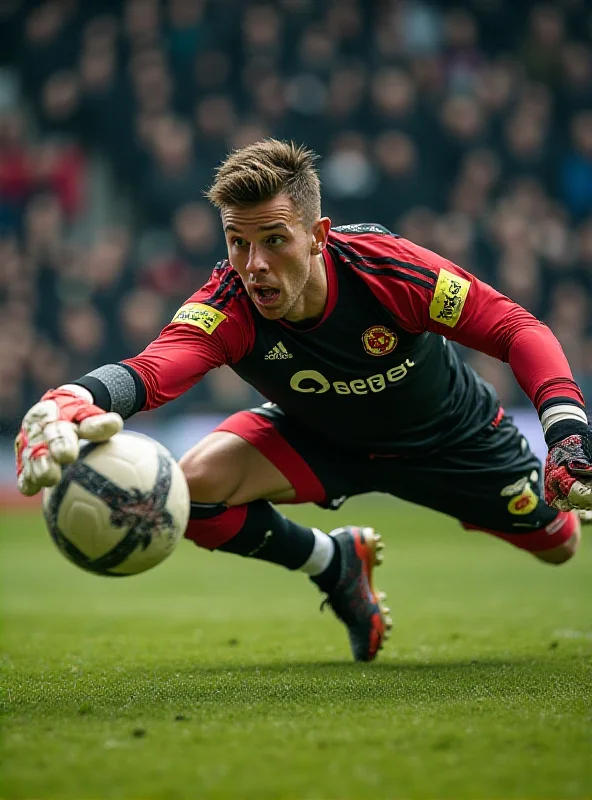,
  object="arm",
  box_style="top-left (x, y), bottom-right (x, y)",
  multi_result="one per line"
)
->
top-left (15, 267), bottom-right (254, 495)
top-left (343, 234), bottom-right (585, 421)
top-left (72, 268), bottom-right (254, 417)
top-left (341, 233), bottom-right (592, 510)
